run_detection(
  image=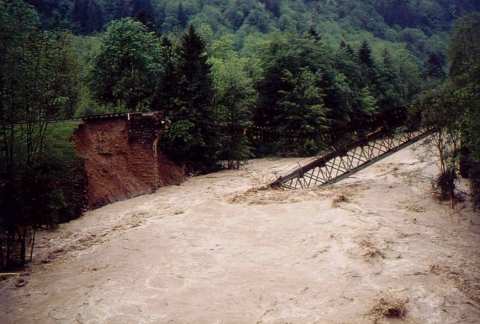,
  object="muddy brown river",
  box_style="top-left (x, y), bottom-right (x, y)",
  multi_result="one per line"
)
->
top-left (1, 142), bottom-right (480, 323)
